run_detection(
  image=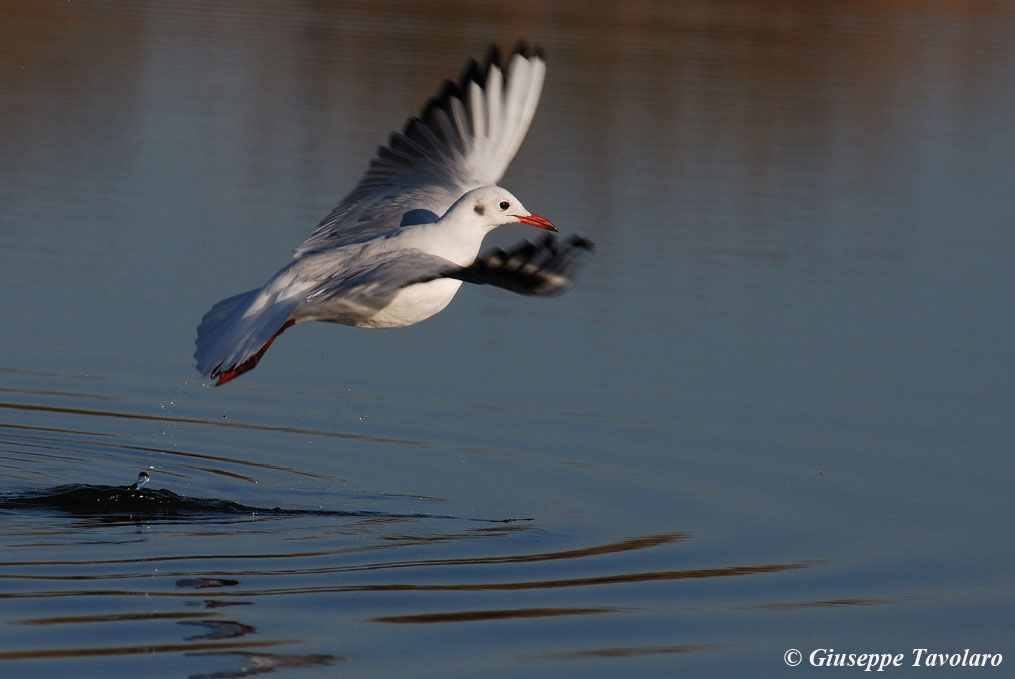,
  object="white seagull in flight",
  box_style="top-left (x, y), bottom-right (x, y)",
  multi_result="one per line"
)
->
top-left (195, 43), bottom-right (593, 386)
